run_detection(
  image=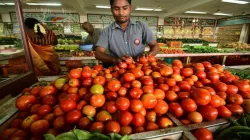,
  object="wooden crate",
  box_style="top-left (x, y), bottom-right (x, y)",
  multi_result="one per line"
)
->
top-left (2, 63), bottom-right (29, 77)
top-left (167, 41), bottom-right (182, 48)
